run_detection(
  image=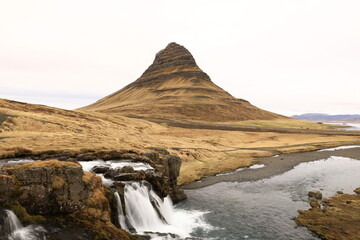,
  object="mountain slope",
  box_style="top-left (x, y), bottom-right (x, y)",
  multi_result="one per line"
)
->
top-left (293, 113), bottom-right (360, 122)
top-left (81, 42), bottom-right (286, 122)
